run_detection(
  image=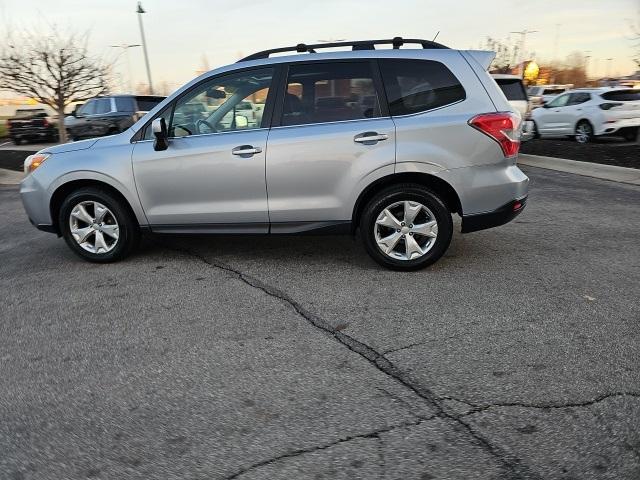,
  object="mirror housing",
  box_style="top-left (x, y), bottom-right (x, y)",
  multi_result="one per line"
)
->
top-left (72, 104), bottom-right (83, 117)
top-left (235, 115), bottom-right (249, 128)
top-left (152, 117), bottom-right (169, 151)
top-left (205, 88), bottom-right (226, 99)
